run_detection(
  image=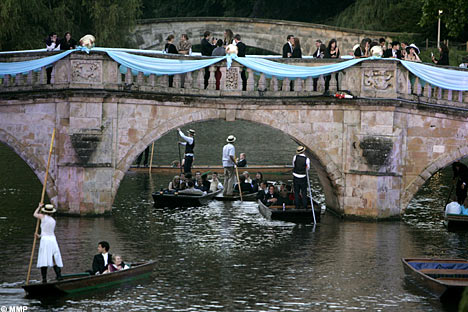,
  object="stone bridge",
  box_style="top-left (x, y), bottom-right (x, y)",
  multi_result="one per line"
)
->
top-left (133, 17), bottom-right (401, 55)
top-left (1, 51), bottom-right (468, 219)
